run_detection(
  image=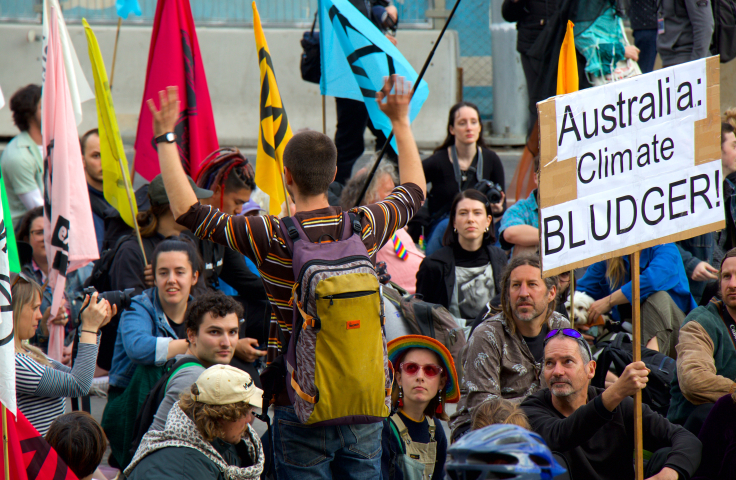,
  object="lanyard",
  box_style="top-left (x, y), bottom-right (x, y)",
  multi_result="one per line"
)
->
top-left (450, 145), bottom-right (483, 192)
